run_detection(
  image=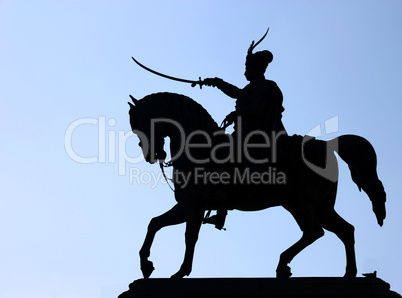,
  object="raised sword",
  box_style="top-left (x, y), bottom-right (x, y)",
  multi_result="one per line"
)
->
top-left (132, 57), bottom-right (204, 88)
